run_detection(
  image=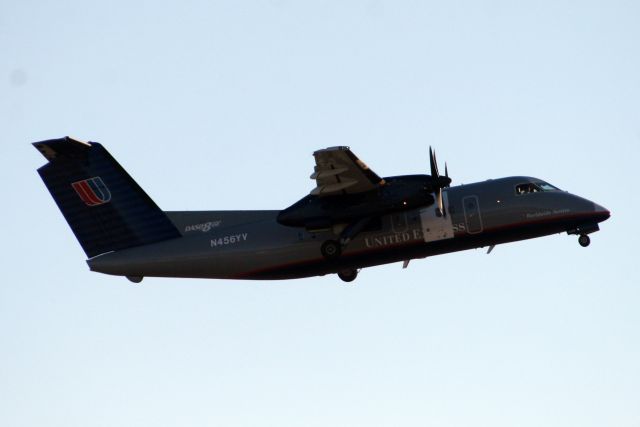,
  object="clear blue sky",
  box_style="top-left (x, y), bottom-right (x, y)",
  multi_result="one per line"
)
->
top-left (1, 1), bottom-right (638, 426)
